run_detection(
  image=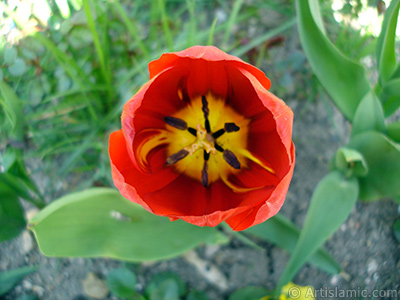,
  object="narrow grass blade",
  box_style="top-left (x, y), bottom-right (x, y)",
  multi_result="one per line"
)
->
top-left (231, 18), bottom-right (295, 57)
top-left (82, 0), bottom-right (112, 93)
top-left (113, 0), bottom-right (149, 58)
top-left (222, 0), bottom-right (243, 46)
top-left (185, 0), bottom-right (197, 47)
top-left (207, 16), bottom-right (218, 46)
top-left (0, 266), bottom-right (38, 296)
top-left (0, 80), bottom-right (24, 141)
top-left (157, 0), bottom-right (174, 51)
